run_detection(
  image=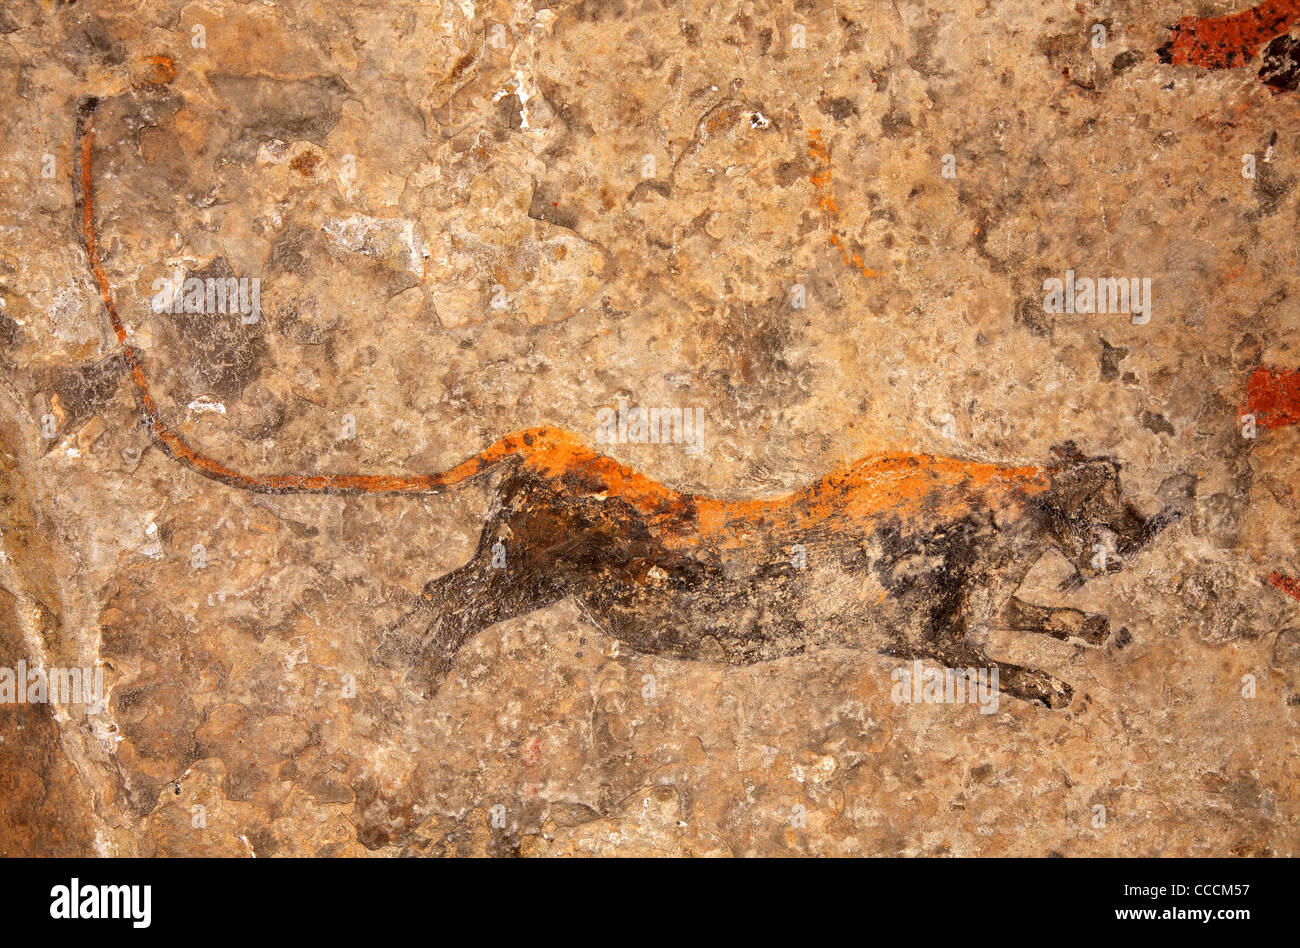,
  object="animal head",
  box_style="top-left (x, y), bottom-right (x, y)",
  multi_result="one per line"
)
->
top-left (1042, 444), bottom-right (1181, 582)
